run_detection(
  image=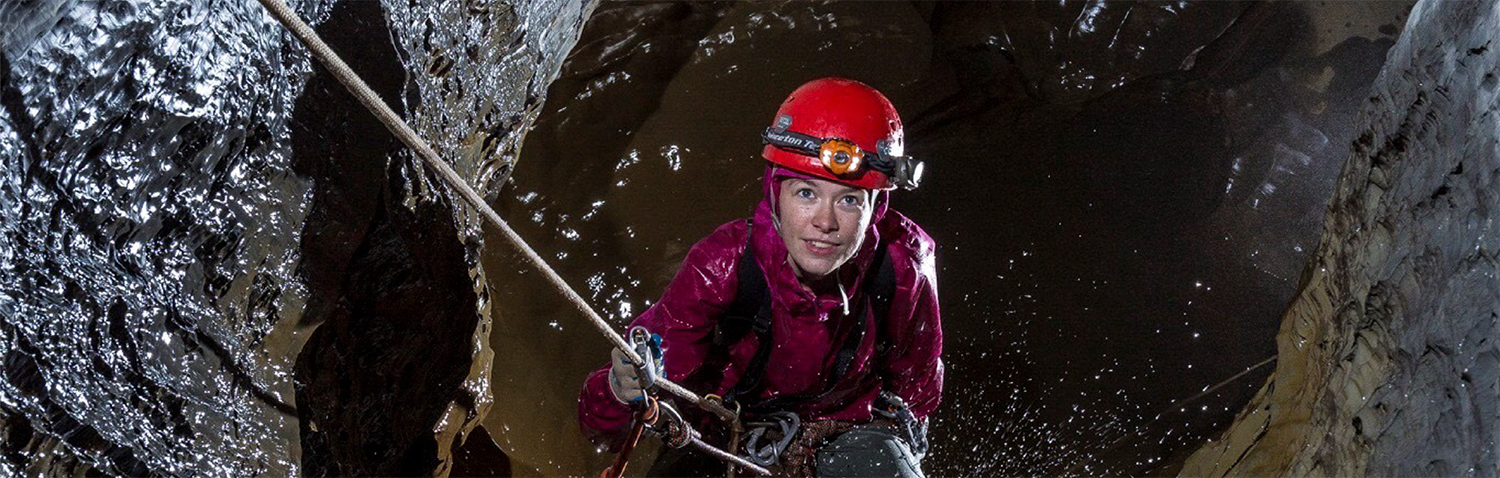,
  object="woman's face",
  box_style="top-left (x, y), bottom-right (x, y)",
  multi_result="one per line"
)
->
top-left (776, 177), bottom-right (874, 280)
